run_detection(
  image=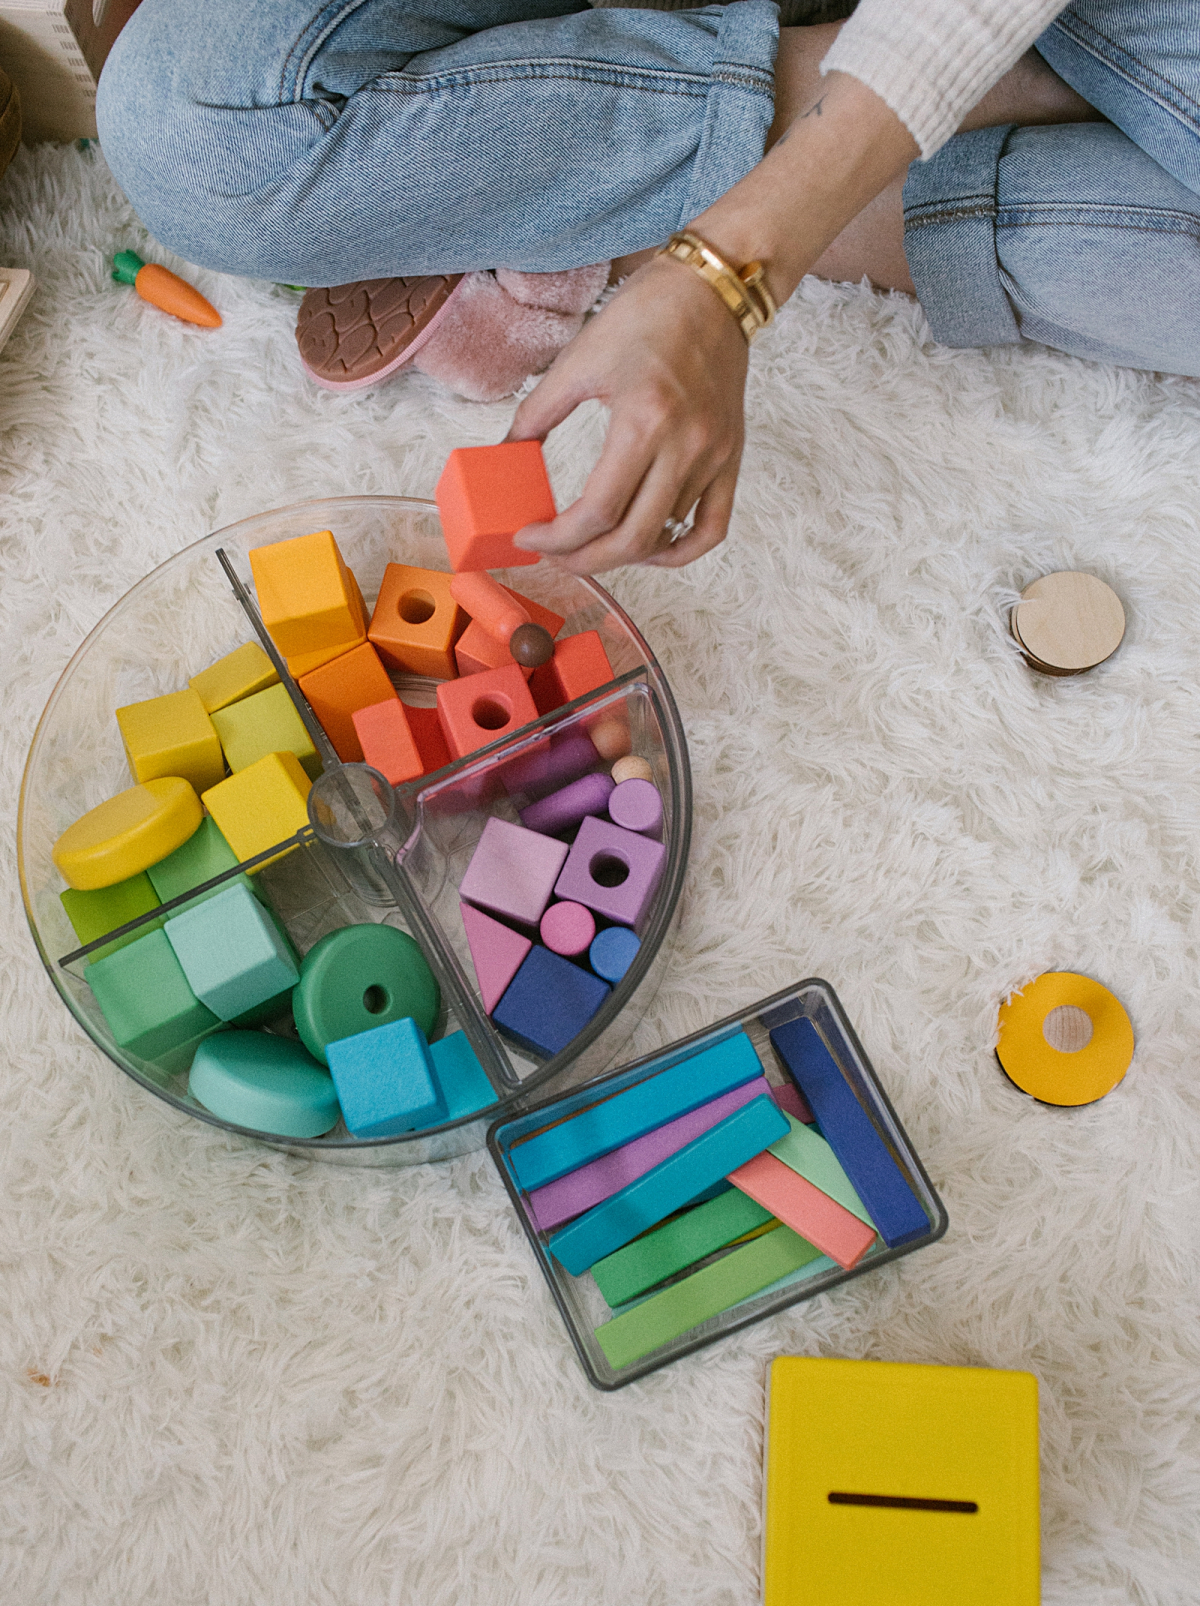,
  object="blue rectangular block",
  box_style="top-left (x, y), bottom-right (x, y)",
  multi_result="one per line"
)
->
top-left (547, 1095), bottom-right (789, 1276)
top-left (492, 945), bottom-right (610, 1060)
top-left (510, 1029), bottom-right (765, 1192)
top-left (428, 1031), bottom-right (499, 1123)
top-left (327, 1017), bottom-right (446, 1138)
top-left (768, 1017), bottom-right (929, 1248)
